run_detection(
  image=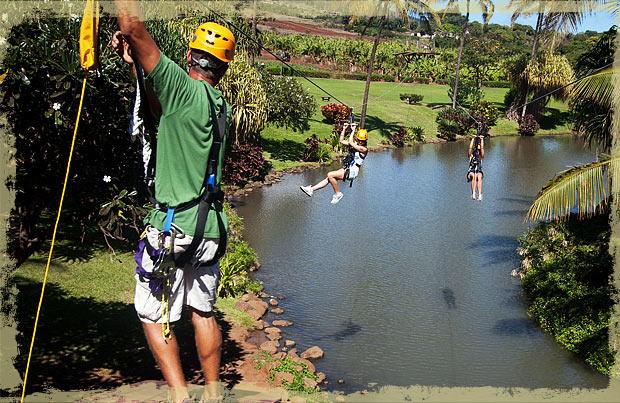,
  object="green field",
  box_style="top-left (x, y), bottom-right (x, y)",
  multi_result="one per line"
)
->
top-left (261, 78), bottom-right (571, 170)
